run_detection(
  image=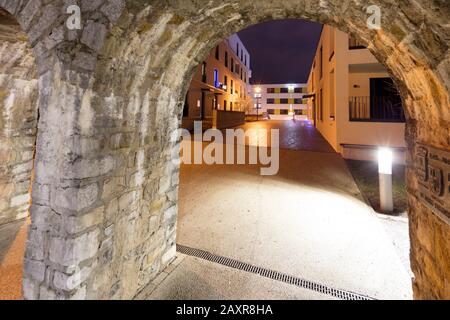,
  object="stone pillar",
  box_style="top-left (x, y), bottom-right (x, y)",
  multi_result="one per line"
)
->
top-left (0, 8), bottom-right (38, 226)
